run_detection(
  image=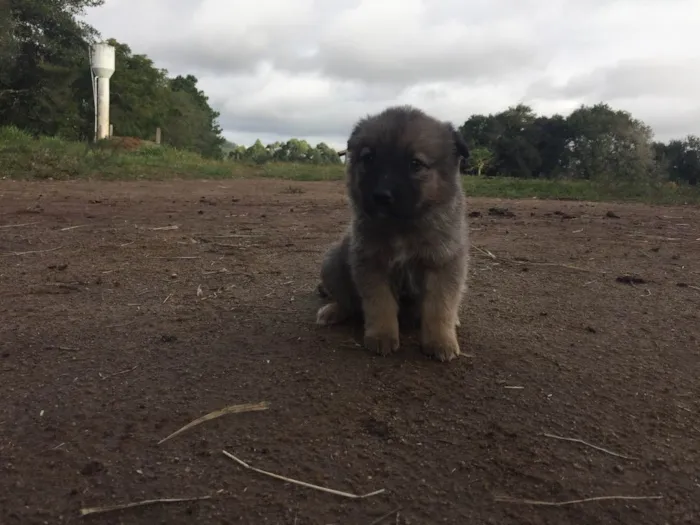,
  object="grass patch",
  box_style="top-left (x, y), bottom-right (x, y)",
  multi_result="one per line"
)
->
top-left (1, 126), bottom-right (698, 205)
top-left (461, 176), bottom-right (700, 205)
